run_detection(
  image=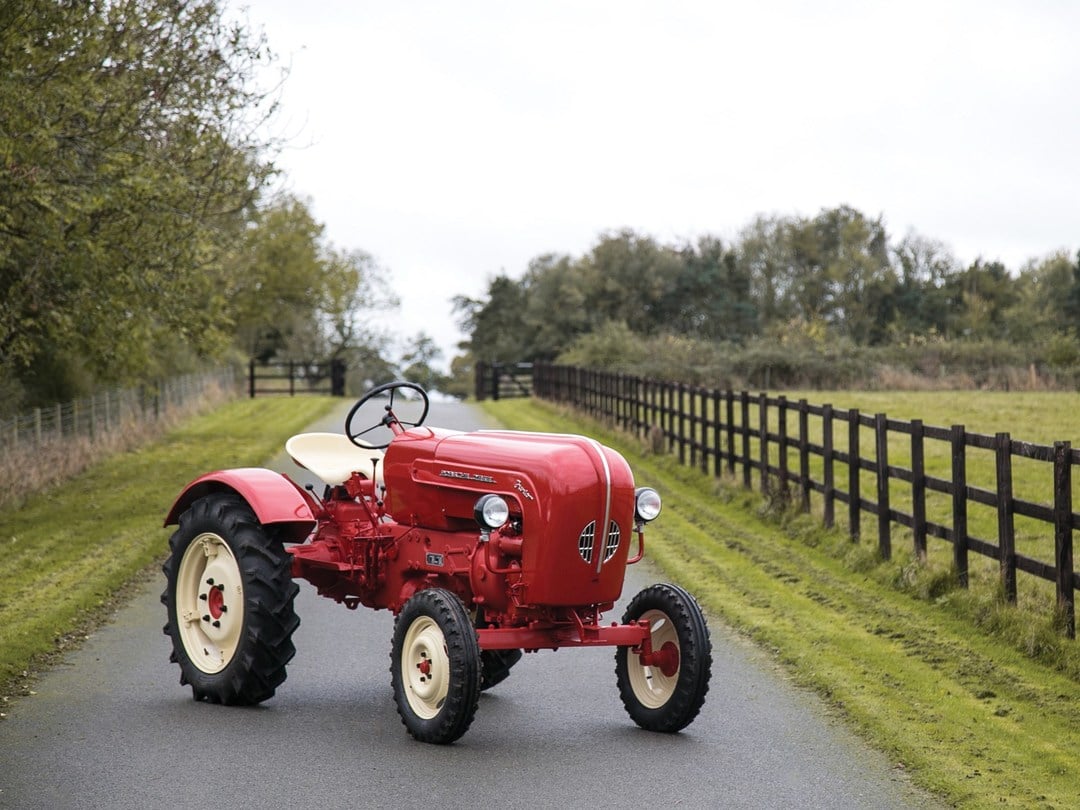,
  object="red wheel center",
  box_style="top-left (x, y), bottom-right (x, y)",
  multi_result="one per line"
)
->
top-left (418, 659), bottom-right (432, 677)
top-left (655, 641), bottom-right (680, 678)
top-left (208, 587), bottom-right (225, 620)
